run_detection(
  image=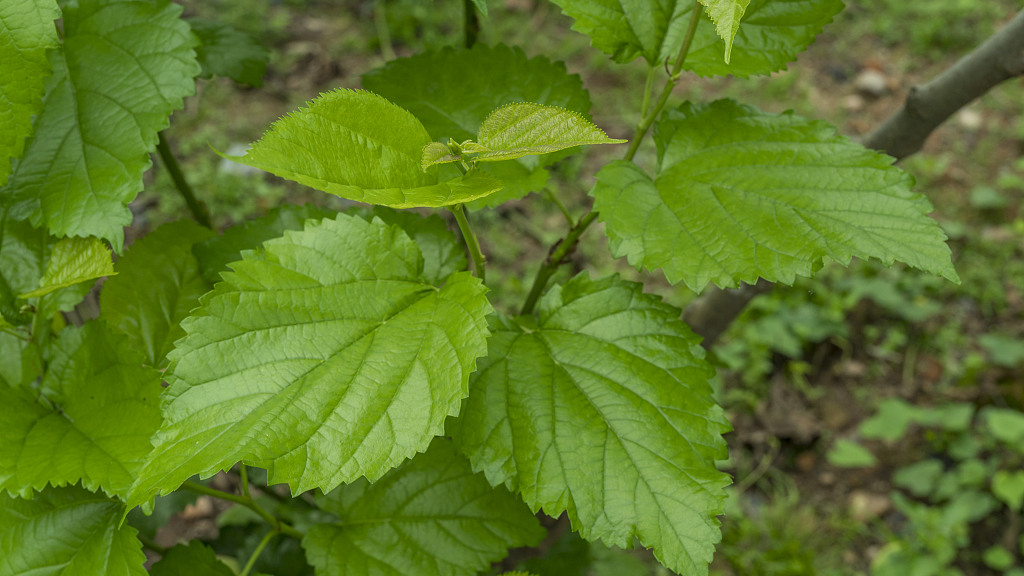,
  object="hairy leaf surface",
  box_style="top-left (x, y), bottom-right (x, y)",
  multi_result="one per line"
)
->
top-left (227, 89), bottom-right (501, 207)
top-left (150, 541), bottom-right (235, 576)
top-left (303, 439), bottom-right (543, 576)
top-left (128, 214), bottom-right (492, 508)
top-left (188, 18), bottom-right (269, 87)
top-left (101, 220), bottom-right (215, 367)
top-left (592, 100), bottom-right (959, 291)
top-left (19, 236), bottom-right (114, 299)
top-left (551, 0), bottom-right (841, 76)
top-left (475, 103), bottom-right (625, 162)
top-left (2, 0), bottom-right (199, 250)
top-left (362, 44), bottom-right (593, 205)
top-left (0, 486), bottom-right (145, 575)
top-left (0, 323), bottom-right (163, 499)
top-left (452, 273), bottom-right (730, 576)
top-left (0, 0), bottom-right (59, 186)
